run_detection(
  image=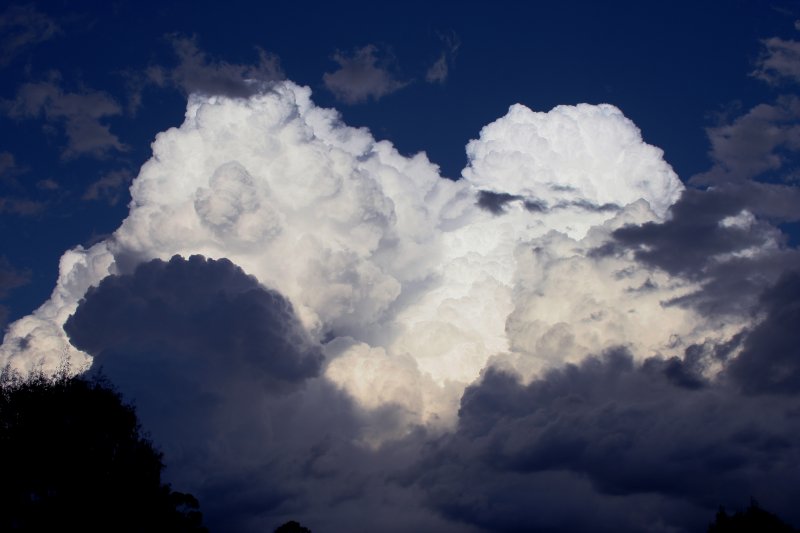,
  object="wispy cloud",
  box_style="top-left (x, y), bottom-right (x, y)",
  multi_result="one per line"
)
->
top-left (752, 36), bottom-right (800, 85)
top-left (142, 34), bottom-right (283, 101)
top-left (82, 168), bottom-right (133, 205)
top-left (0, 256), bottom-right (30, 327)
top-left (692, 97), bottom-right (800, 185)
top-left (3, 75), bottom-right (127, 159)
top-left (425, 31), bottom-right (460, 84)
top-left (0, 3), bottom-right (60, 67)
